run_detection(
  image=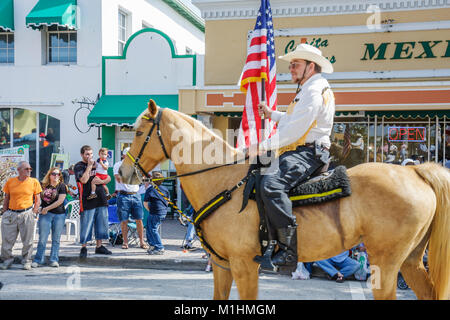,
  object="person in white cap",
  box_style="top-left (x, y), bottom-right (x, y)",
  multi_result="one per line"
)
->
top-left (253, 43), bottom-right (335, 270)
top-left (113, 147), bottom-right (148, 250)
